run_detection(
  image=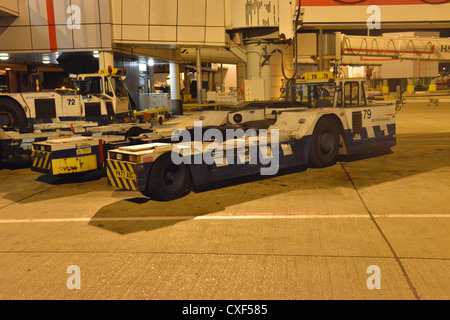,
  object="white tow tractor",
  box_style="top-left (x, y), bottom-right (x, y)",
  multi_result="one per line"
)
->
top-left (105, 74), bottom-right (397, 201)
top-left (0, 68), bottom-right (135, 130)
